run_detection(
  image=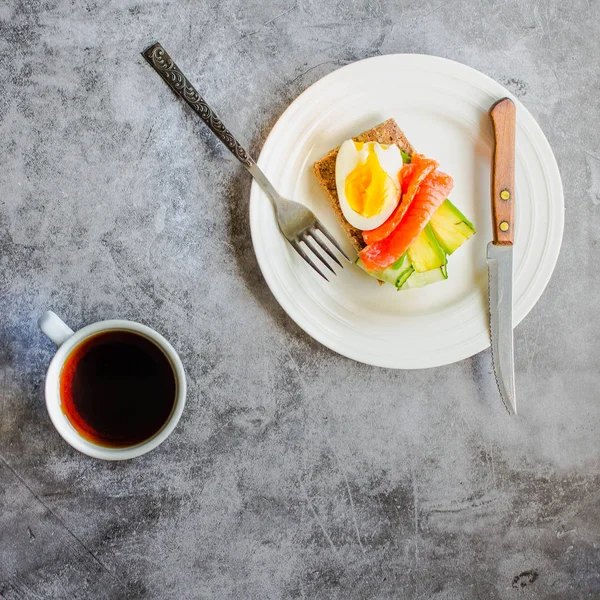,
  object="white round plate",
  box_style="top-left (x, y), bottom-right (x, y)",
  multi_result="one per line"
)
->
top-left (249, 55), bottom-right (564, 369)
